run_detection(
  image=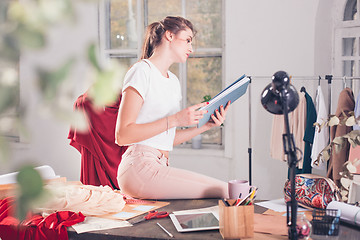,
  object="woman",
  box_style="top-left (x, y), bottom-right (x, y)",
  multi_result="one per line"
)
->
top-left (115, 16), bottom-right (230, 199)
